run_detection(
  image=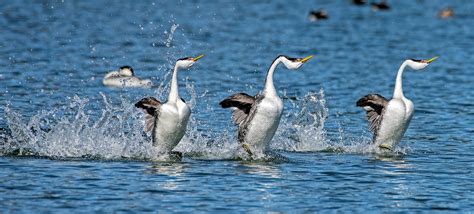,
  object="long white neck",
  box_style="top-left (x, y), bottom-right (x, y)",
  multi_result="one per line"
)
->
top-left (168, 64), bottom-right (180, 103)
top-left (264, 57), bottom-right (282, 97)
top-left (393, 60), bottom-right (408, 99)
